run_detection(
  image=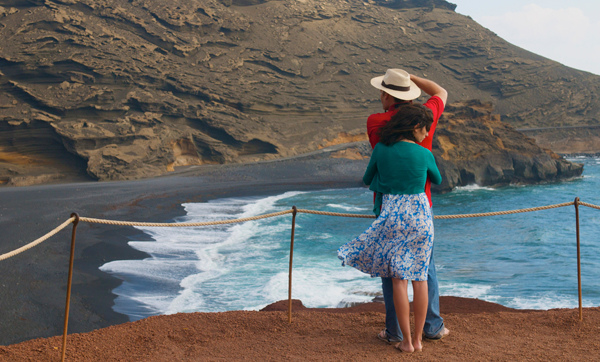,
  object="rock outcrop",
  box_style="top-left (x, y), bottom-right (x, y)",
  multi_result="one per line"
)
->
top-left (431, 101), bottom-right (583, 192)
top-left (0, 0), bottom-right (596, 185)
